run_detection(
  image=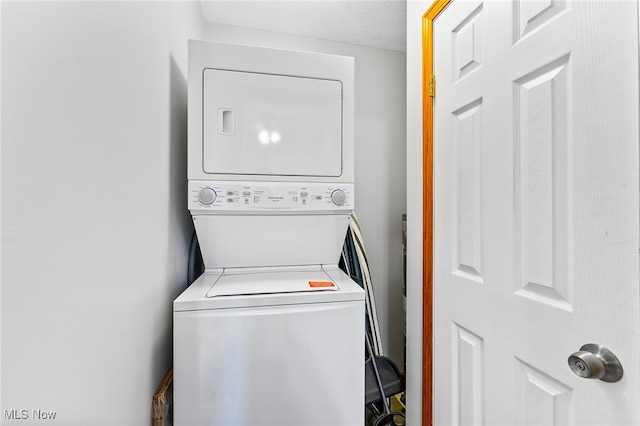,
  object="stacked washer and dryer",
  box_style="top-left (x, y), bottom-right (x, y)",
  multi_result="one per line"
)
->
top-left (173, 40), bottom-right (365, 425)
